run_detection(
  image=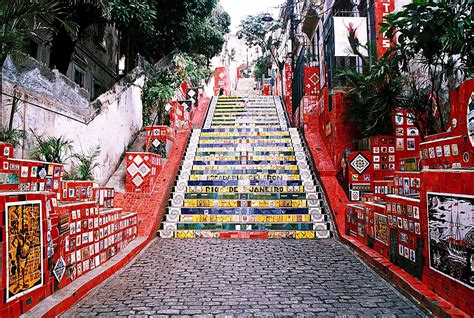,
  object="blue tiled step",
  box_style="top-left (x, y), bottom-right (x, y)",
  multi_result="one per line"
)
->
top-left (193, 155), bottom-right (296, 161)
top-left (165, 214), bottom-right (325, 223)
top-left (193, 143), bottom-right (293, 148)
top-left (193, 151), bottom-right (296, 156)
top-left (192, 160), bottom-right (297, 165)
top-left (194, 147), bottom-right (295, 152)
top-left (209, 122), bottom-right (280, 126)
top-left (184, 192), bottom-right (308, 200)
top-left (175, 223), bottom-right (316, 231)
top-left (200, 127), bottom-right (290, 133)
top-left (199, 136), bottom-right (291, 144)
top-left (201, 127), bottom-right (290, 137)
top-left (188, 169), bottom-right (300, 175)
